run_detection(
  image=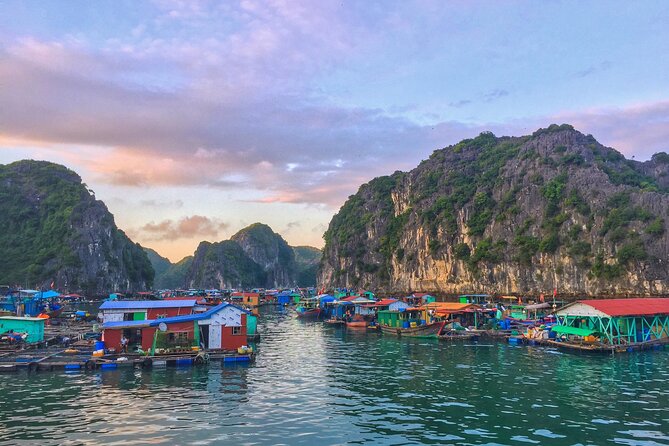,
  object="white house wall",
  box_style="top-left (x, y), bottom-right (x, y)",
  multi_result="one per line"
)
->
top-left (100, 309), bottom-right (147, 323)
top-left (199, 306), bottom-right (243, 327)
